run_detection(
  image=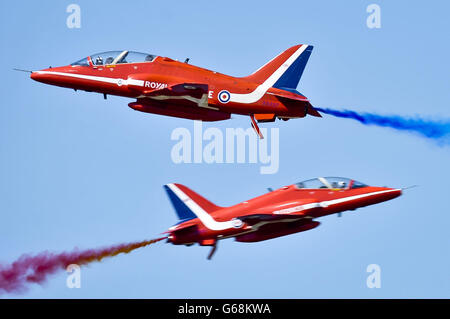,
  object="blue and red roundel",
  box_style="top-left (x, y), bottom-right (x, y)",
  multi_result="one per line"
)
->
top-left (218, 90), bottom-right (231, 103)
